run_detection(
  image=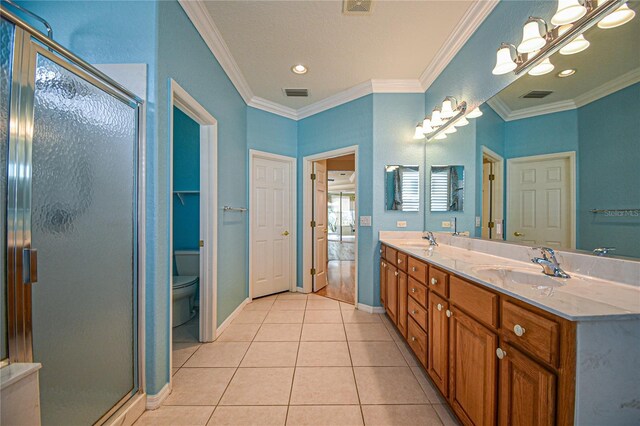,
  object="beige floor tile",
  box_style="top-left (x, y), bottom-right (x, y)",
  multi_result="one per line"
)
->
top-left (233, 310), bottom-right (268, 324)
top-left (303, 309), bottom-right (343, 324)
top-left (289, 367), bottom-right (359, 405)
top-left (172, 342), bottom-right (201, 368)
top-left (184, 342), bottom-right (250, 368)
top-left (286, 405), bottom-right (363, 425)
top-left (340, 301), bottom-right (356, 310)
top-left (386, 323), bottom-right (405, 343)
top-left (301, 324), bottom-right (346, 341)
top-left (264, 310), bottom-right (305, 324)
top-left (240, 342), bottom-right (299, 367)
top-left (306, 299), bottom-right (340, 310)
top-left (134, 406), bottom-right (214, 426)
top-left (254, 323), bottom-right (302, 341)
top-left (341, 309), bottom-right (382, 323)
top-left (433, 404), bottom-right (461, 426)
top-left (172, 368), bottom-right (179, 376)
top-left (207, 406), bottom-right (287, 426)
top-left (348, 341), bottom-right (407, 366)
top-left (272, 300), bottom-right (307, 311)
top-left (296, 342), bottom-right (352, 367)
top-left (361, 405), bottom-right (443, 426)
top-left (411, 366), bottom-right (446, 404)
top-left (353, 366), bottom-right (428, 404)
top-left (344, 323), bottom-right (392, 341)
top-left (216, 323), bottom-right (260, 342)
top-left (219, 368), bottom-right (294, 406)
top-left (395, 340), bottom-right (419, 367)
top-left (164, 368), bottom-right (235, 406)
top-left (277, 292), bottom-right (308, 300)
top-left (243, 298), bottom-right (276, 311)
